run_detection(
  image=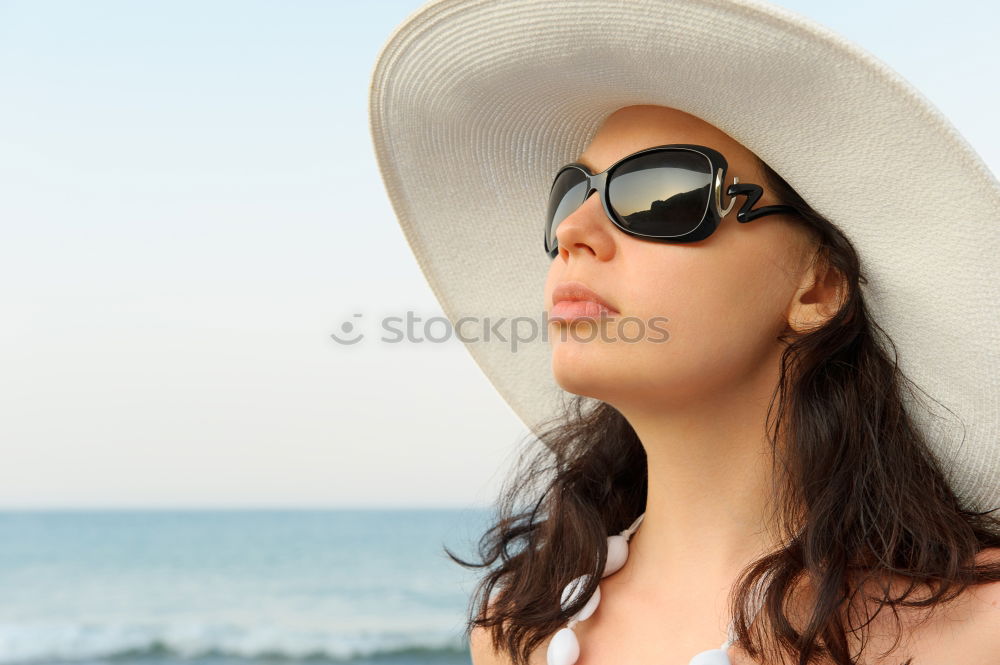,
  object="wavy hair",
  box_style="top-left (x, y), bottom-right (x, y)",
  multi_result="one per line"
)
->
top-left (445, 157), bottom-right (1000, 665)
